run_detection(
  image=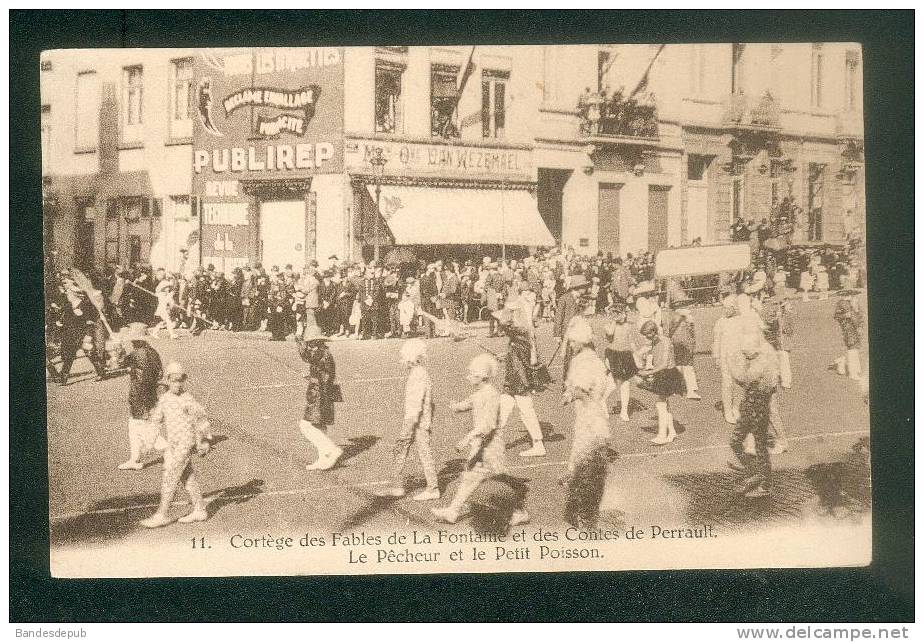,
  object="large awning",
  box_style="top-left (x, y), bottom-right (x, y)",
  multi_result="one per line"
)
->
top-left (365, 185), bottom-right (554, 247)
